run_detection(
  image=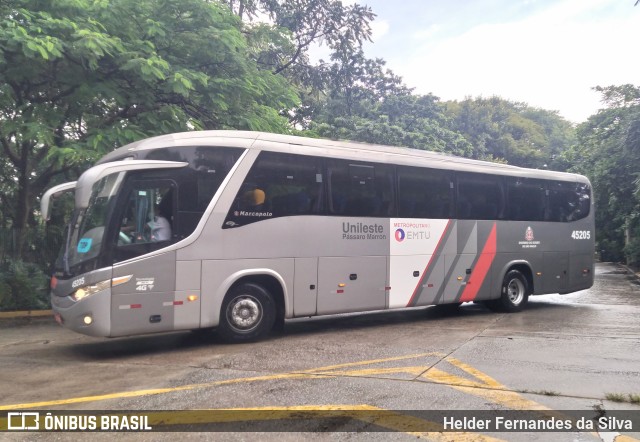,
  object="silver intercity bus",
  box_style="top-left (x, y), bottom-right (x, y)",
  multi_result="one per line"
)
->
top-left (41, 131), bottom-right (594, 341)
